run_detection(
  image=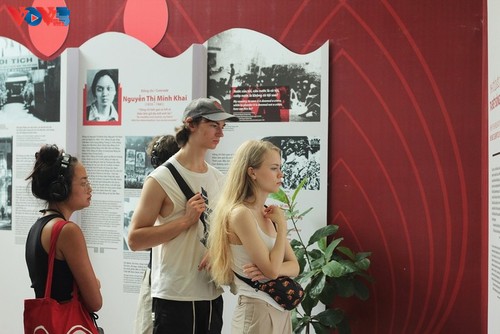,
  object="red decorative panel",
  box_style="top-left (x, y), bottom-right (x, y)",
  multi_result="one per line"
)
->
top-left (0, 0), bottom-right (485, 333)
